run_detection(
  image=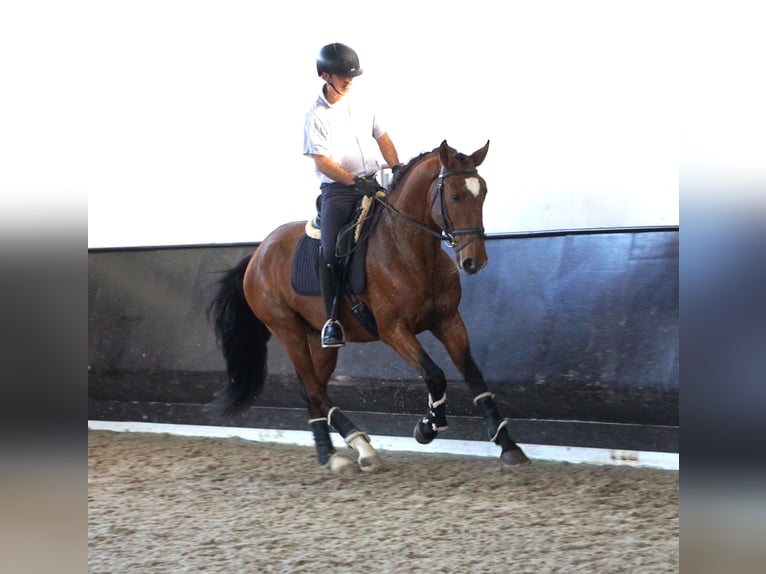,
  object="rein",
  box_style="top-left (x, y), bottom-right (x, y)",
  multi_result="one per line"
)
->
top-left (375, 167), bottom-right (486, 253)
